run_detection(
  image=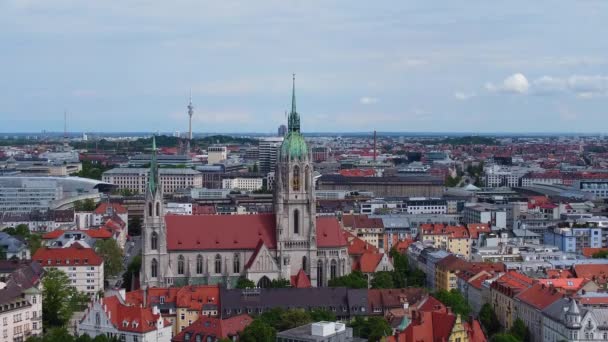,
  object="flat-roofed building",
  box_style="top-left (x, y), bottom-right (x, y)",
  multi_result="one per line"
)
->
top-left (317, 175), bottom-right (444, 198)
top-left (102, 168), bottom-right (202, 194)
